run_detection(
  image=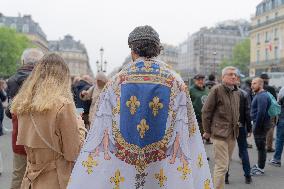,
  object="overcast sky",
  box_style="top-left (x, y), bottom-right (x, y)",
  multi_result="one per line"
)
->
top-left (2, 0), bottom-right (261, 74)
